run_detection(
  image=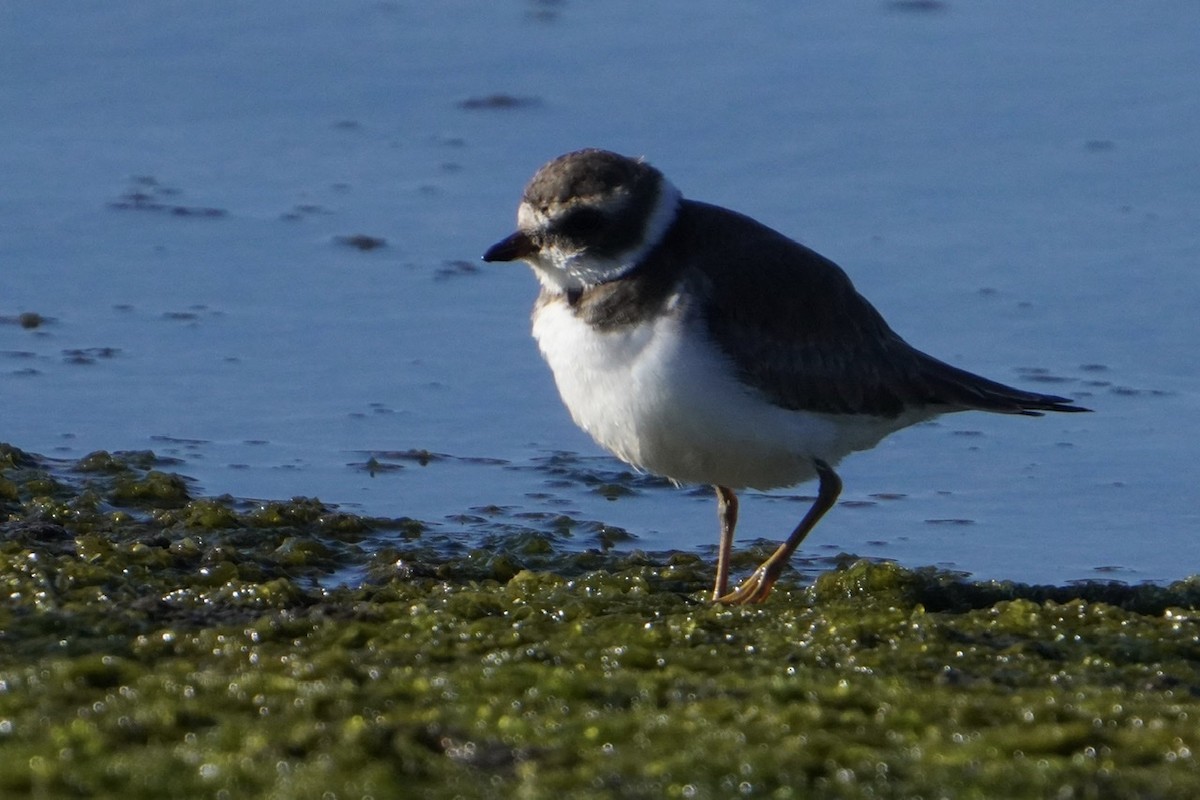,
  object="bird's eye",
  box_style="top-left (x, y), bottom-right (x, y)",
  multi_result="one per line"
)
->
top-left (560, 208), bottom-right (605, 237)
